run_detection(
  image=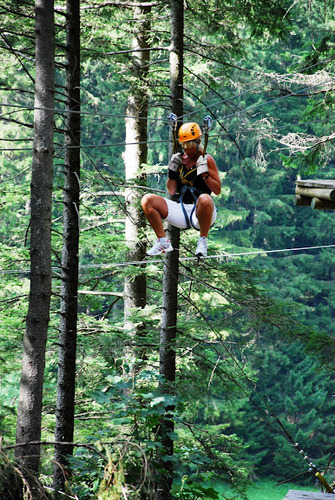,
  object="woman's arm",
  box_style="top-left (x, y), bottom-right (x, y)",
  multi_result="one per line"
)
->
top-left (167, 178), bottom-right (177, 195)
top-left (202, 155), bottom-right (221, 195)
